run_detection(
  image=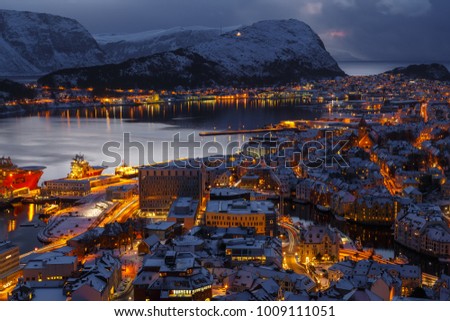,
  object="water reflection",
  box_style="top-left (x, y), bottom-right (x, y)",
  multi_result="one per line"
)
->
top-left (0, 205), bottom-right (44, 253)
top-left (28, 203), bottom-right (35, 222)
top-left (287, 202), bottom-right (449, 275)
top-left (24, 99), bottom-right (321, 131)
